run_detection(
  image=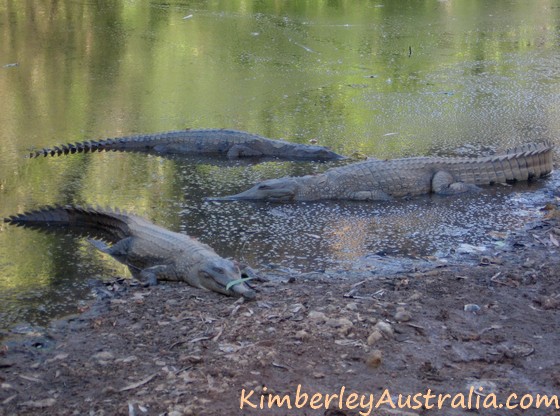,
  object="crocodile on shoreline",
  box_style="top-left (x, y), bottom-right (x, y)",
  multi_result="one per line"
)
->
top-left (208, 142), bottom-right (554, 202)
top-left (29, 129), bottom-right (345, 161)
top-left (4, 205), bottom-right (256, 299)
